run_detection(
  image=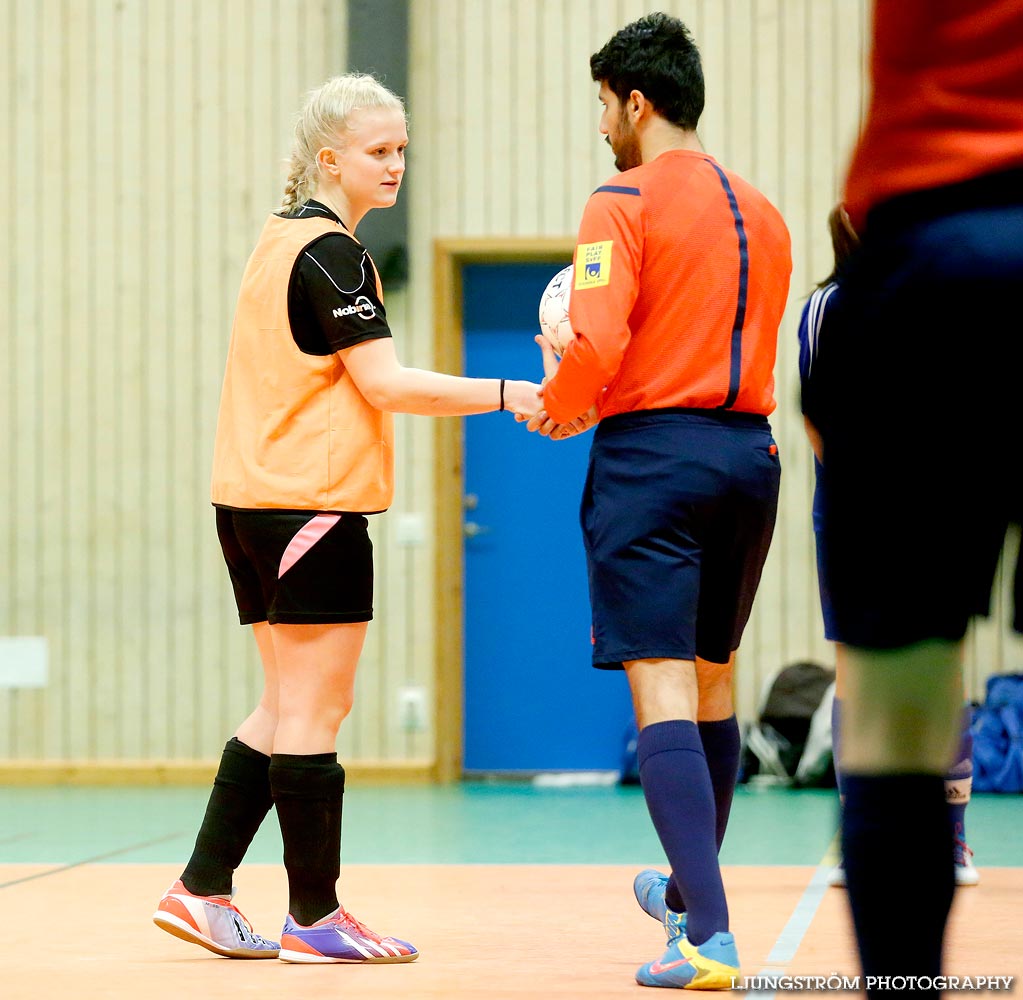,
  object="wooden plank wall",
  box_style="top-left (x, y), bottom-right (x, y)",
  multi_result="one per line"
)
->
top-left (0, 0), bottom-right (351, 763)
top-left (2, 0), bottom-right (1020, 770)
top-left (406, 0), bottom-right (1023, 727)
